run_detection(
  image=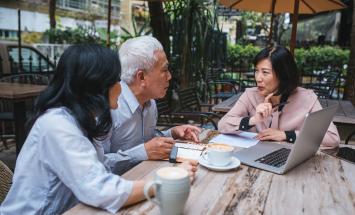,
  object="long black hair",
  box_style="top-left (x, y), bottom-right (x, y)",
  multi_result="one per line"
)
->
top-left (254, 46), bottom-right (300, 96)
top-left (27, 44), bottom-right (121, 141)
